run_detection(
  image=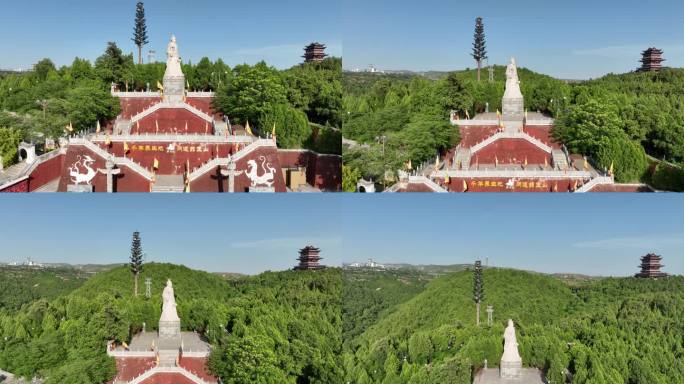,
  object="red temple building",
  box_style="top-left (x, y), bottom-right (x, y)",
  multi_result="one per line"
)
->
top-left (0, 35), bottom-right (341, 193)
top-left (638, 48), bottom-right (665, 72)
top-left (635, 253), bottom-right (668, 278)
top-left (303, 43), bottom-right (328, 63)
top-left (386, 57), bottom-right (653, 193)
top-left (294, 245), bottom-right (326, 270)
